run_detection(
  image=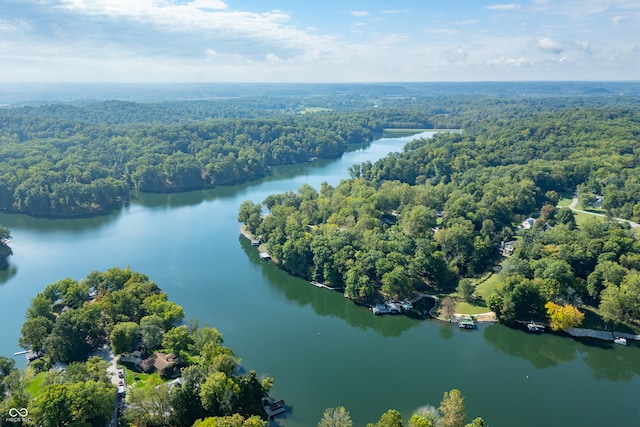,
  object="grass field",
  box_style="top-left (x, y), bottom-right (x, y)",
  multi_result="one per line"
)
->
top-left (452, 265), bottom-right (504, 314)
top-left (25, 371), bottom-right (47, 398)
